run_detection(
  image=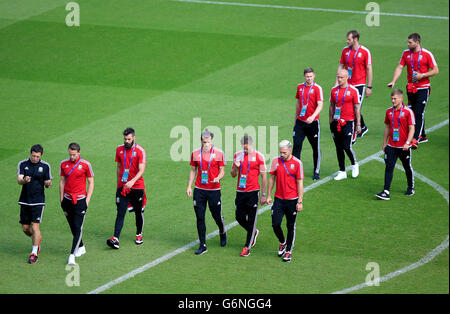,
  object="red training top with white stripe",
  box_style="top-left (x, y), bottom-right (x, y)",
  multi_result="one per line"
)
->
top-left (399, 48), bottom-right (437, 89)
top-left (269, 156), bottom-right (304, 200)
top-left (295, 82), bottom-right (324, 121)
top-left (384, 104), bottom-right (415, 148)
top-left (340, 45), bottom-right (372, 86)
top-left (115, 143), bottom-right (147, 190)
top-left (60, 157), bottom-right (94, 201)
top-left (329, 84), bottom-right (360, 121)
top-left (190, 146), bottom-right (225, 190)
top-left (232, 149), bottom-right (267, 192)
